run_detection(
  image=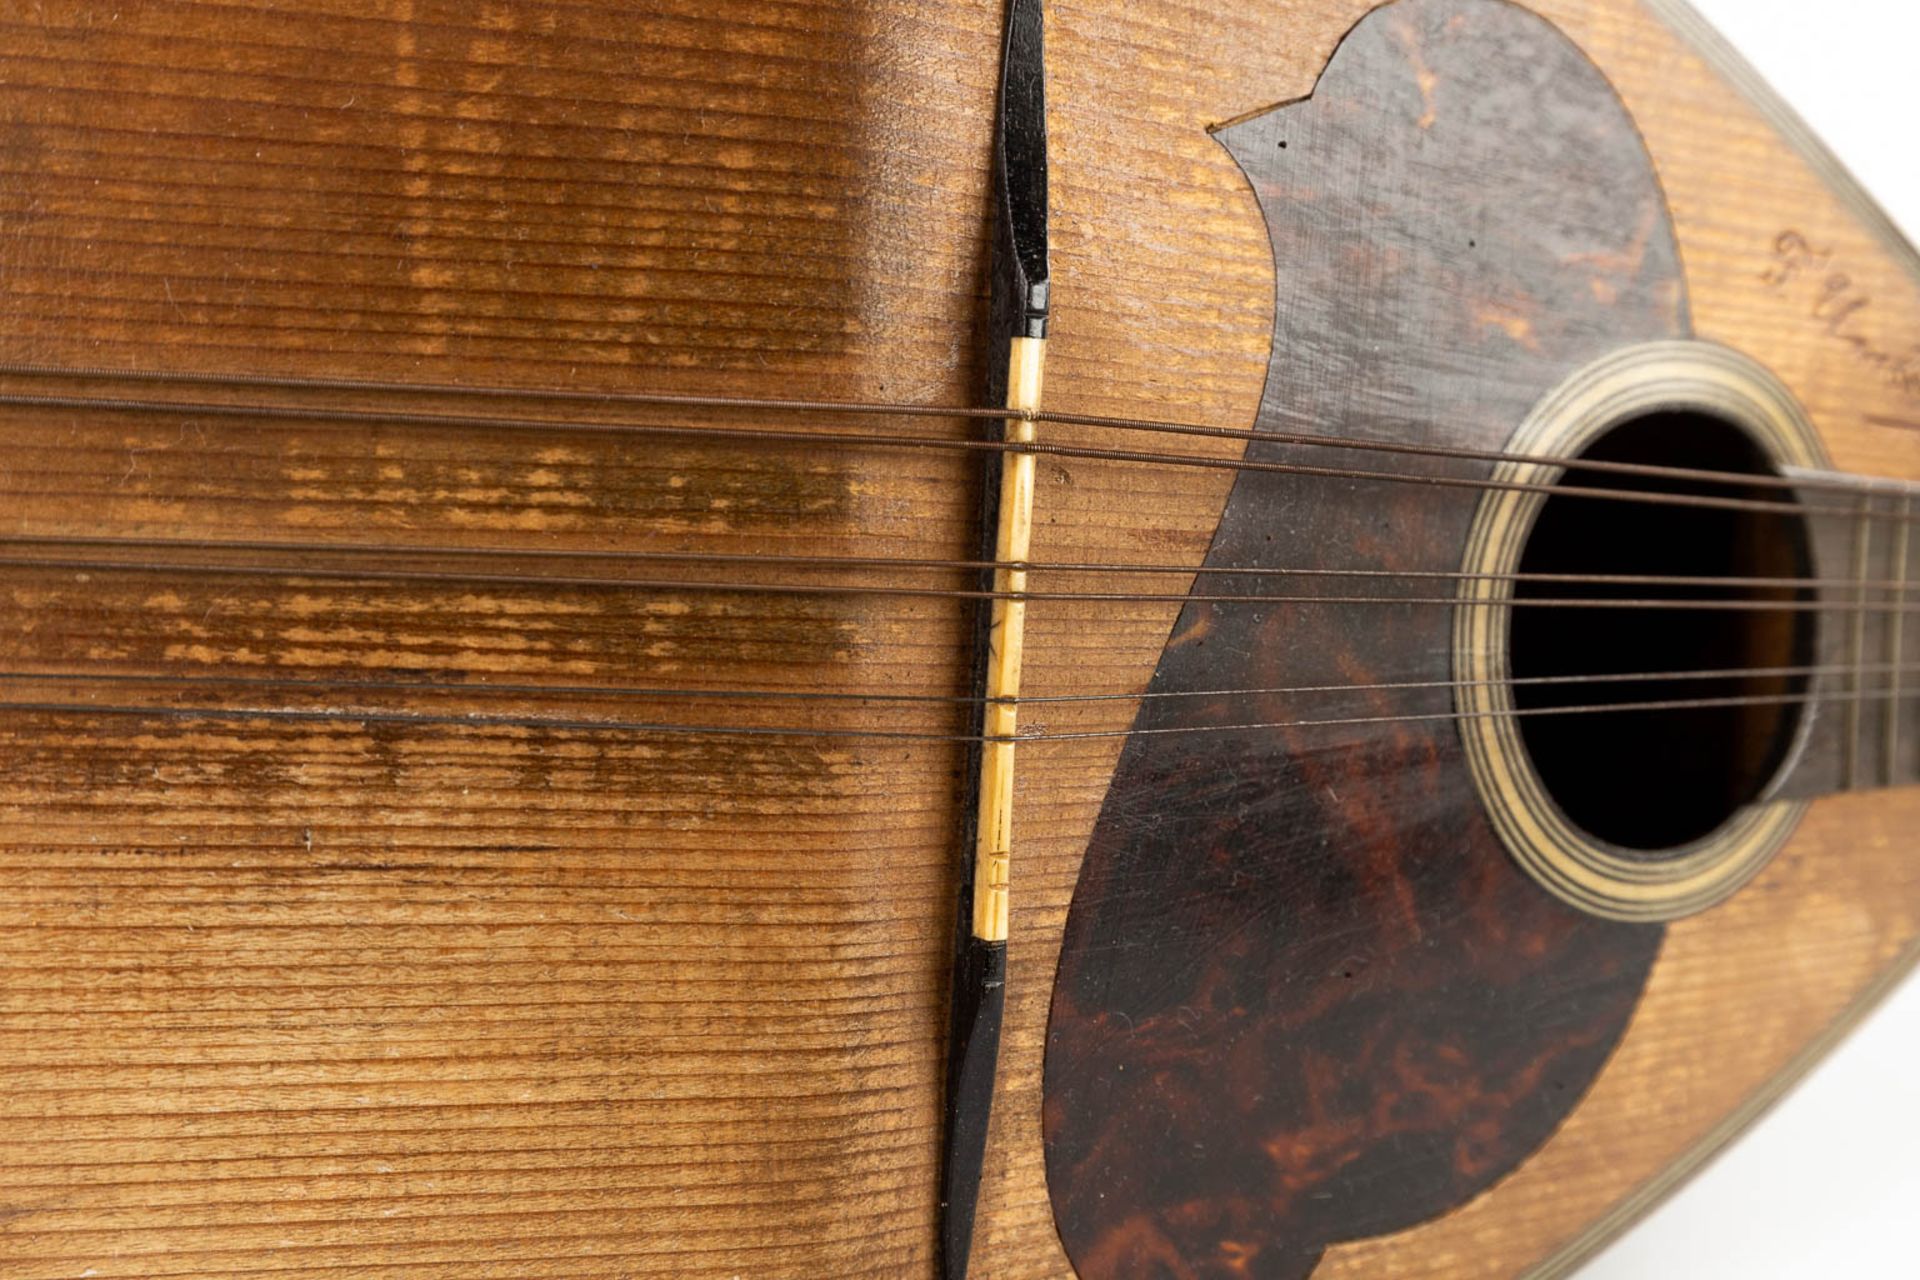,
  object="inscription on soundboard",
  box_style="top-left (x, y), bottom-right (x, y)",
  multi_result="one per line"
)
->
top-left (1766, 230), bottom-right (1920, 400)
